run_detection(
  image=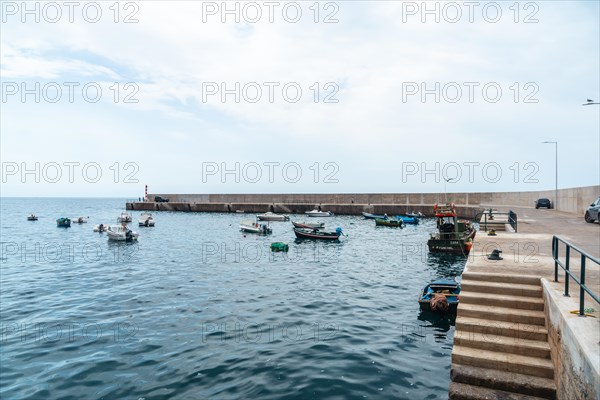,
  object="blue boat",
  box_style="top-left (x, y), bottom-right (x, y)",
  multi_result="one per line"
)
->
top-left (396, 215), bottom-right (419, 225)
top-left (56, 217), bottom-right (71, 227)
top-left (418, 279), bottom-right (460, 312)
